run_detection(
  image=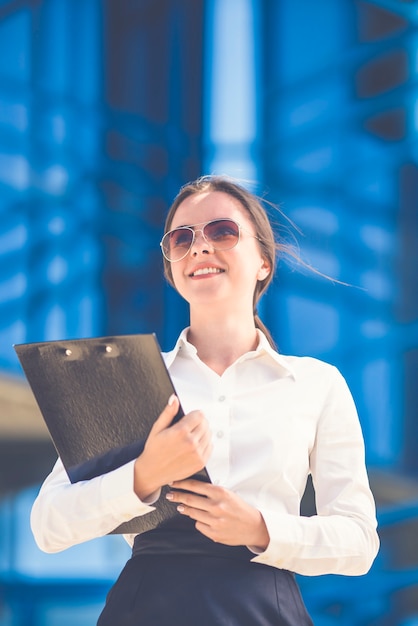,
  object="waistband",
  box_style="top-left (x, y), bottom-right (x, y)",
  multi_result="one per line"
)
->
top-left (132, 516), bottom-right (254, 561)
